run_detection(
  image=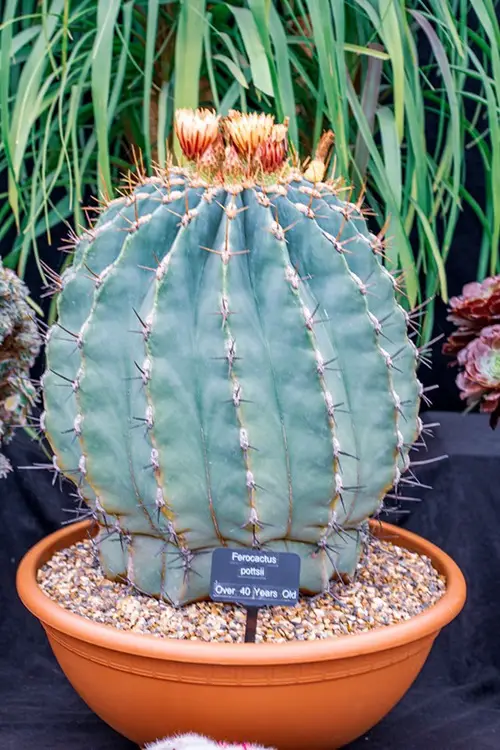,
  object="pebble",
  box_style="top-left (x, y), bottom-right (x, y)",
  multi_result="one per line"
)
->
top-left (37, 538), bottom-right (446, 644)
